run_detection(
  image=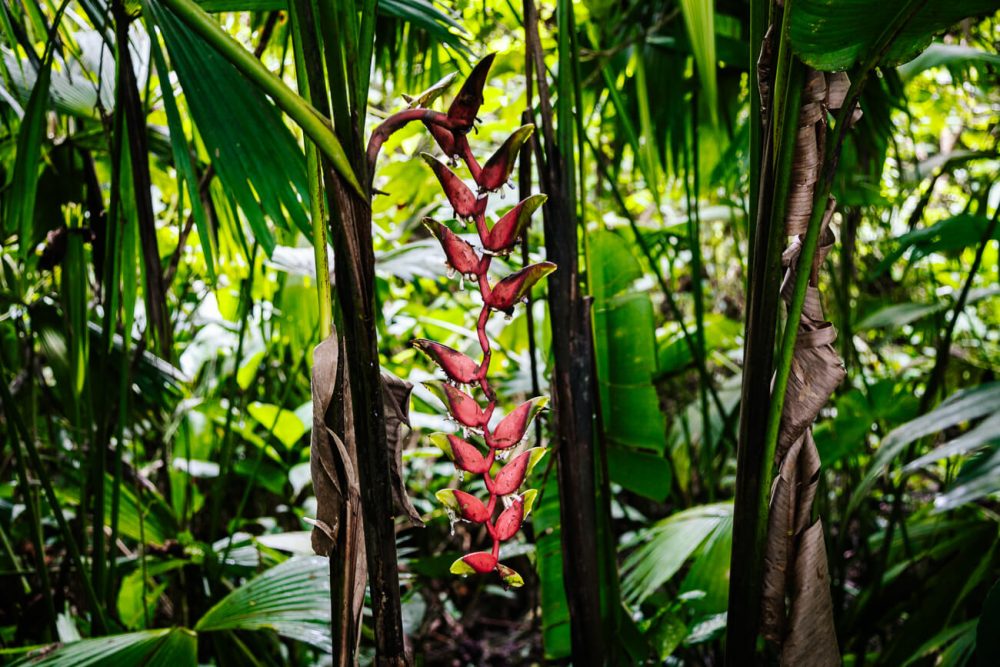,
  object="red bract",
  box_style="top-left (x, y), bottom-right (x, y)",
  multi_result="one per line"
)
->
top-left (413, 339), bottom-right (480, 385)
top-left (494, 498), bottom-right (524, 541)
top-left (459, 551), bottom-right (498, 574)
top-left (447, 53), bottom-right (495, 132)
top-left (421, 154), bottom-right (487, 221)
top-left (373, 54), bottom-right (552, 587)
top-left (423, 219), bottom-right (481, 276)
top-left (439, 382), bottom-right (487, 429)
top-left (448, 434), bottom-right (490, 474)
top-left (476, 125), bottom-right (534, 194)
top-left (488, 262), bottom-right (557, 313)
top-left (493, 449), bottom-right (534, 495)
top-left (482, 194), bottom-right (547, 254)
top-left (452, 490), bottom-right (490, 523)
top-left (492, 397), bottom-right (548, 449)
top-left (426, 121), bottom-right (459, 157)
